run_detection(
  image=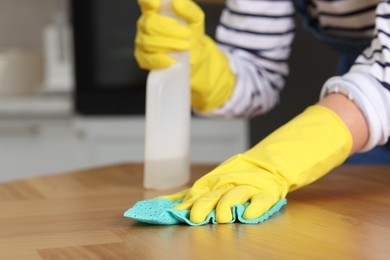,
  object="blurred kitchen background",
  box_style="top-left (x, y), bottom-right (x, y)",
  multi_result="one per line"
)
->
top-left (0, 0), bottom-right (339, 182)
